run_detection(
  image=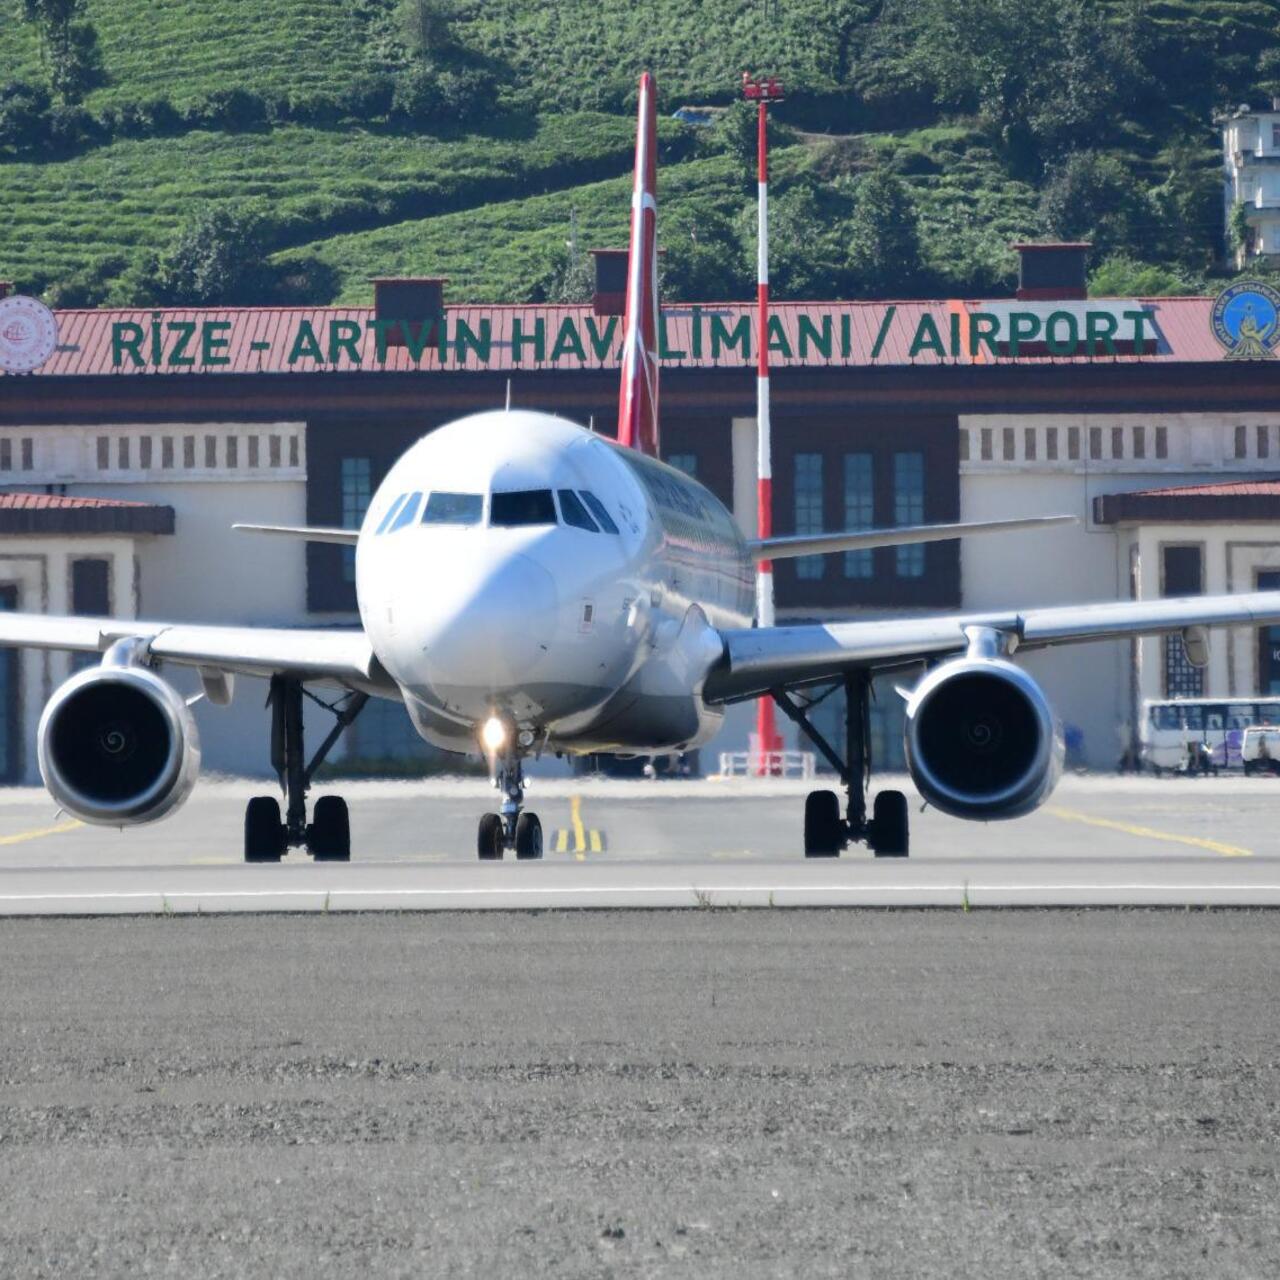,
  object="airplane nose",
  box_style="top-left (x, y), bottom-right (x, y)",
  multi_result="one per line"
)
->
top-left (421, 553), bottom-right (558, 691)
